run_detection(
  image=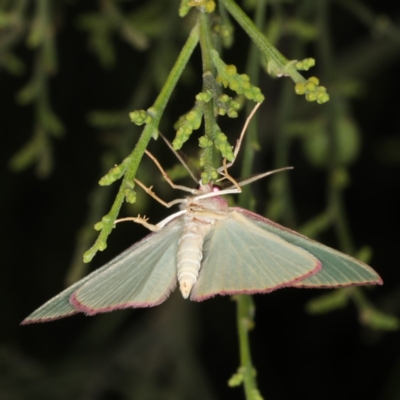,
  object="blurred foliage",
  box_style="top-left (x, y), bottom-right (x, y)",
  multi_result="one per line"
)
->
top-left (2, 0), bottom-right (400, 399)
